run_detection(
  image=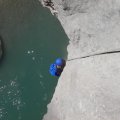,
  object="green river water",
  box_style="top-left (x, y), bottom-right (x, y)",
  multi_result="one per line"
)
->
top-left (0, 0), bottom-right (69, 120)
